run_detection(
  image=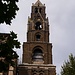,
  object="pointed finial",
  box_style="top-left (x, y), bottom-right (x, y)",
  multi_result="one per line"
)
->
top-left (34, 0), bottom-right (44, 6)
